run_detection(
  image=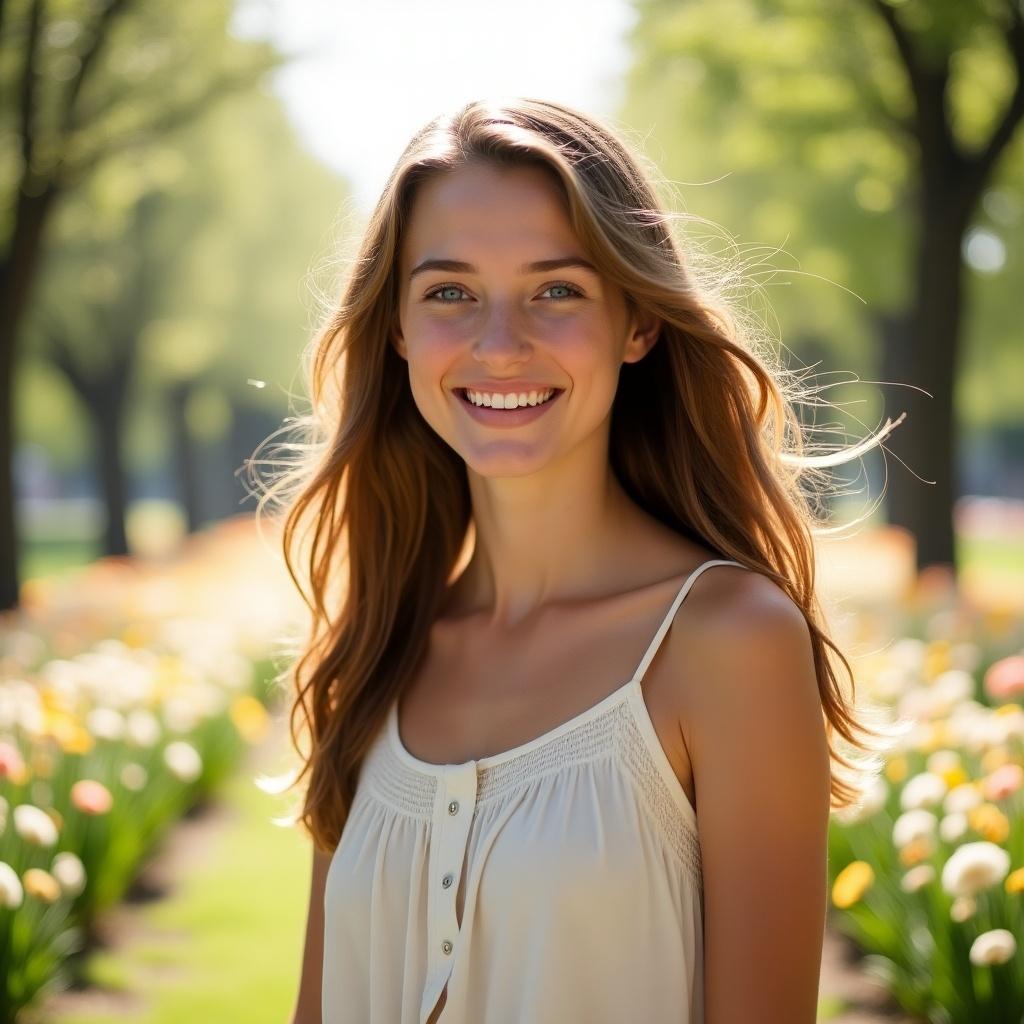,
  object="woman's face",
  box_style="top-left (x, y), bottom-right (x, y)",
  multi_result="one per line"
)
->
top-left (392, 161), bottom-right (658, 478)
